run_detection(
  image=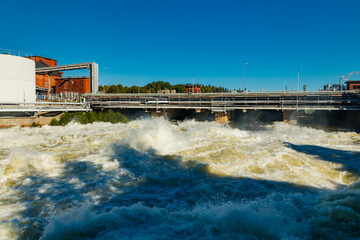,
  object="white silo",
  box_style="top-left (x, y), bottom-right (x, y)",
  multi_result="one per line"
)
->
top-left (0, 54), bottom-right (35, 103)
